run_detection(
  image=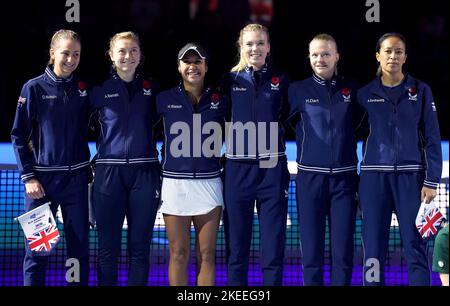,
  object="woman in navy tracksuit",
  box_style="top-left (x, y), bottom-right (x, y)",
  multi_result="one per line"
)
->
top-left (287, 34), bottom-right (361, 286)
top-left (11, 30), bottom-right (90, 286)
top-left (357, 33), bottom-right (442, 286)
top-left (156, 43), bottom-right (227, 286)
top-left (222, 23), bottom-right (290, 286)
top-left (90, 32), bottom-right (160, 286)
